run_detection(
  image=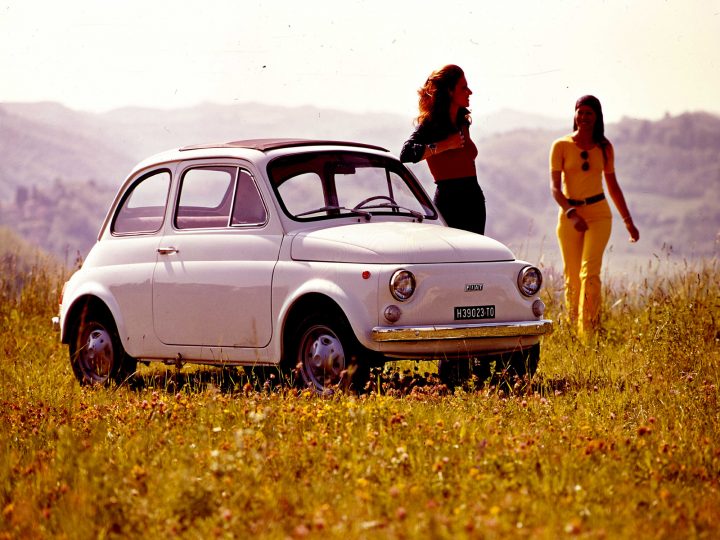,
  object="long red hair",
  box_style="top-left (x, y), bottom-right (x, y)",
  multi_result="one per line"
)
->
top-left (416, 64), bottom-right (469, 126)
